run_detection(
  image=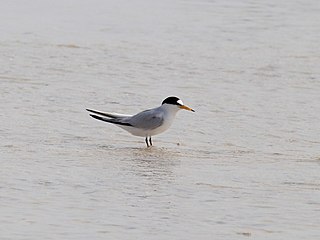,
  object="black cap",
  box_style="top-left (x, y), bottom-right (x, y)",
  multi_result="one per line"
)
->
top-left (162, 96), bottom-right (182, 105)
